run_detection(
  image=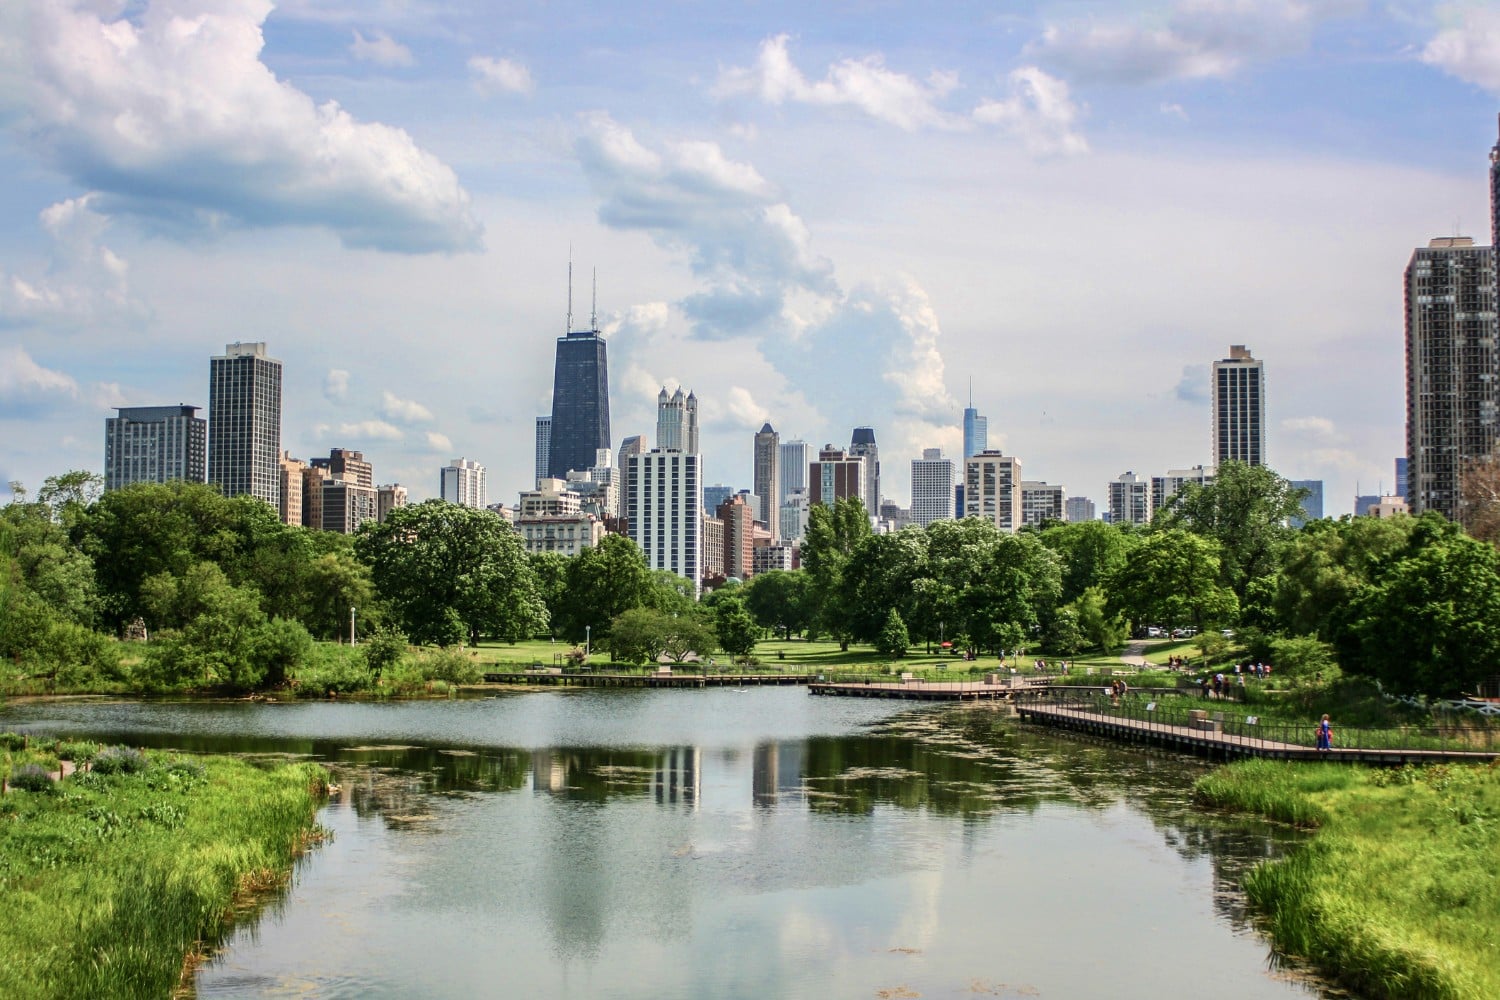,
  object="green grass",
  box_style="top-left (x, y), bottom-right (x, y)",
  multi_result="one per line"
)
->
top-left (1196, 760), bottom-right (1500, 999)
top-left (0, 739), bottom-right (328, 999)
